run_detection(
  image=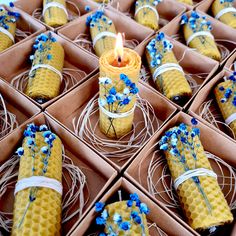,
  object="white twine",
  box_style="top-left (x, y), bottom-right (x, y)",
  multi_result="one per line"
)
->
top-left (135, 5), bottom-right (159, 20)
top-left (186, 31), bottom-right (214, 45)
top-left (215, 7), bottom-right (236, 20)
top-left (11, 68), bottom-right (86, 94)
top-left (72, 93), bottom-right (159, 161)
top-left (29, 64), bottom-right (63, 82)
top-left (14, 176), bottom-right (63, 195)
top-left (143, 148), bottom-right (236, 213)
top-left (43, 2), bottom-right (69, 19)
top-left (0, 27), bottom-right (14, 43)
top-left (199, 99), bottom-right (236, 139)
top-left (0, 94), bottom-right (18, 139)
top-left (15, 28), bottom-right (31, 42)
top-left (148, 222), bottom-right (168, 236)
top-left (99, 99), bottom-right (136, 119)
top-left (73, 33), bottom-right (139, 54)
top-left (225, 113), bottom-right (236, 125)
top-left (153, 63), bottom-right (184, 82)
top-left (92, 32), bottom-right (117, 48)
top-left (0, 148), bottom-right (89, 232)
top-left (174, 168), bottom-right (217, 190)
